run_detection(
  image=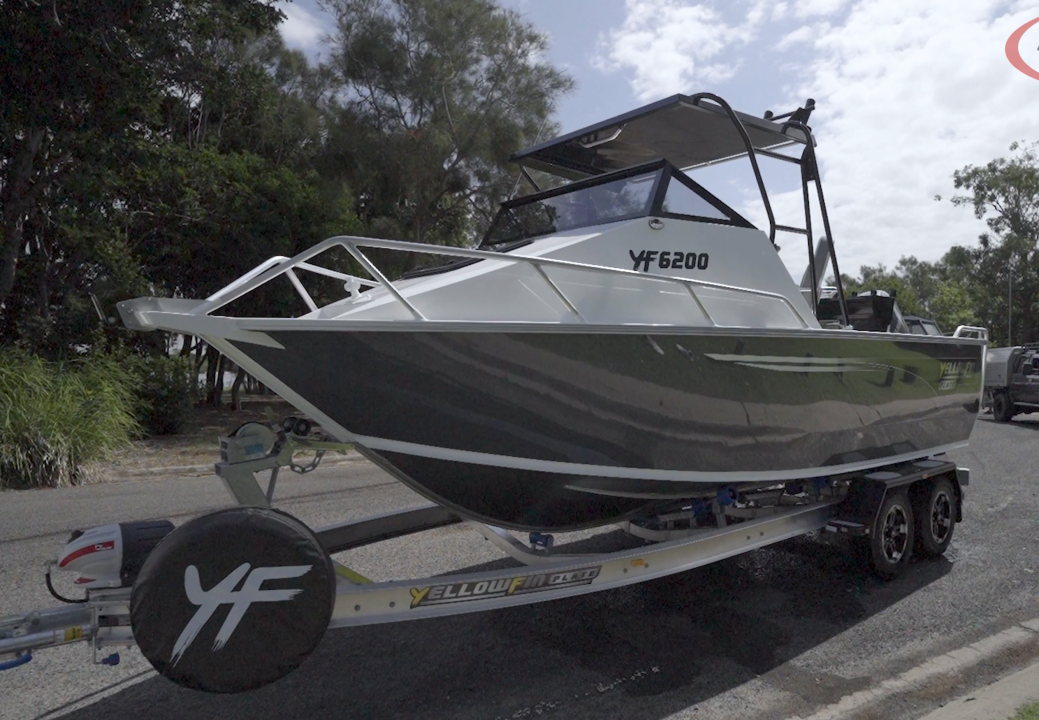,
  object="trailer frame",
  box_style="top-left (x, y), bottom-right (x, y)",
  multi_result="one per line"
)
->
top-left (0, 427), bottom-right (967, 682)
